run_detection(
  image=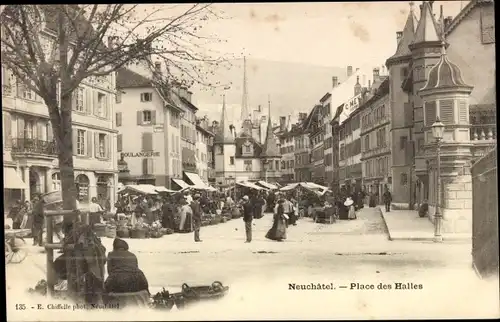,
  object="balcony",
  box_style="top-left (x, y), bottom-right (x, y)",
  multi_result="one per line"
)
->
top-left (361, 145), bottom-right (391, 161)
top-left (11, 138), bottom-right (58, 159)
top-left (470, 124), bottom-right (496, 141)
